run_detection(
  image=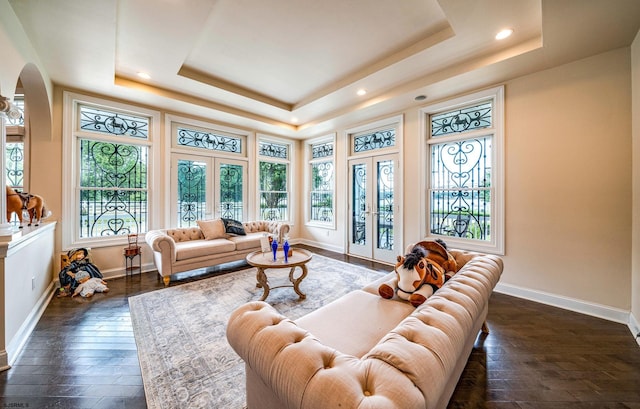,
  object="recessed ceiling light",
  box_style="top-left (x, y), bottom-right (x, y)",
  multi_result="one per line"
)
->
top-left (495, 28), bottom-right (513, 40)
top-left (137, 72), bottom-right (151, 80)
top-left (357, 89), bottom-right (367, 96)
top-left (415, 95), bottom-right (427, 101)
top-left (291, 117), bottom-right (299, 123)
